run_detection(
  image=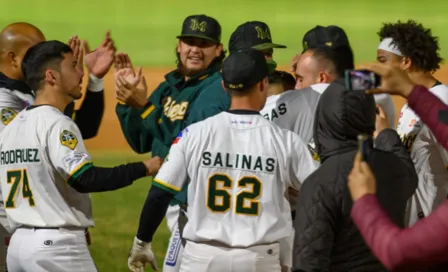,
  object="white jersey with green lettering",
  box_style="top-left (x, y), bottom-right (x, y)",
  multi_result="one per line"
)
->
top-left (0, 105), bottom-right (94, 232)
top-left (153, 111), bottom-right (318, 247)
